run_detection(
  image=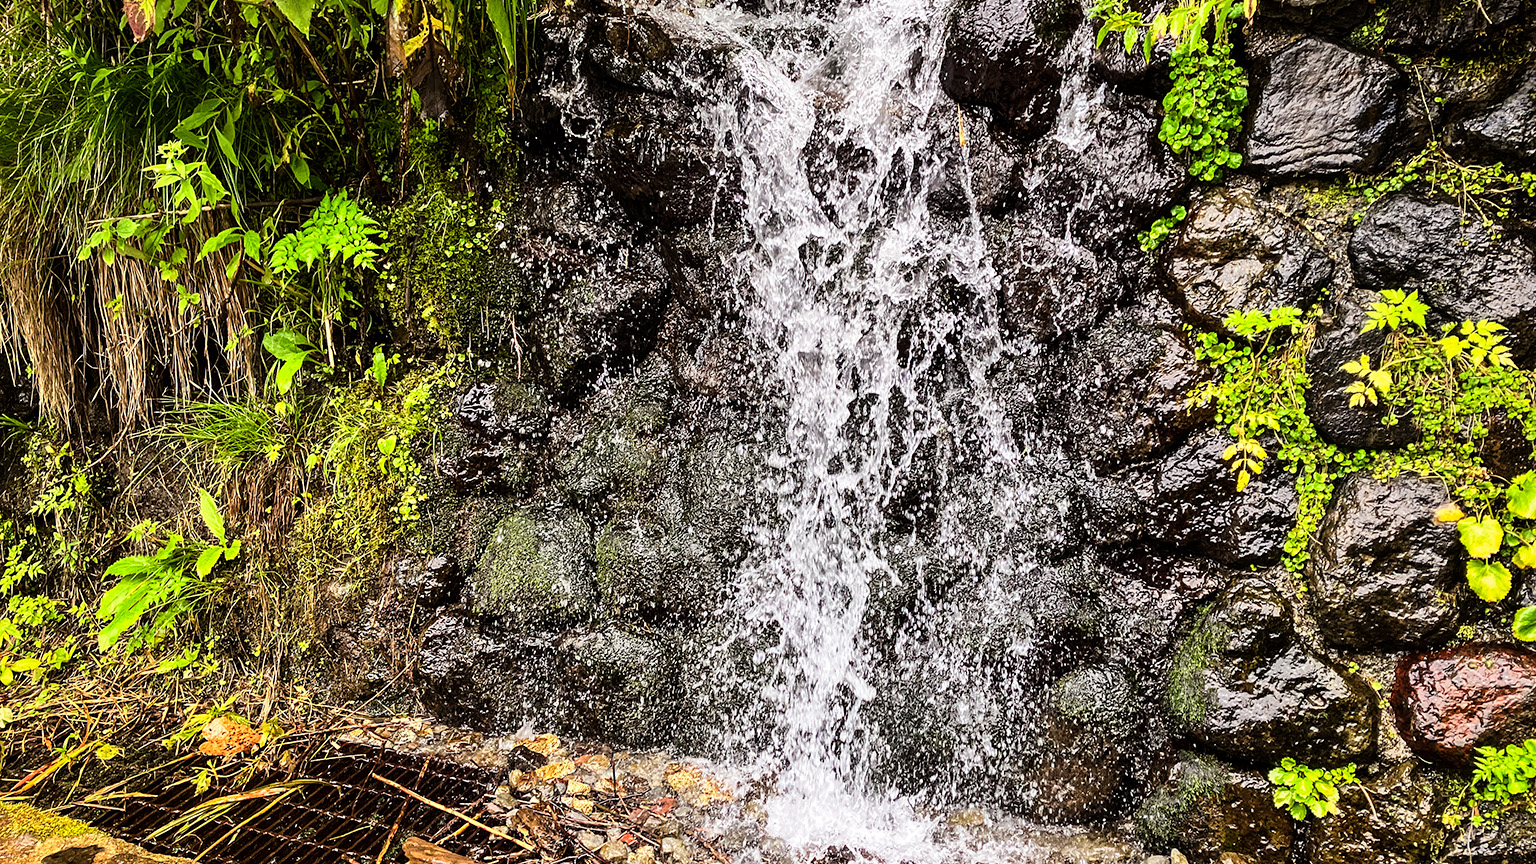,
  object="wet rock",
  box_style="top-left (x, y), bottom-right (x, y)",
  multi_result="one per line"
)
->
top-left (1303, 761), bottom-right (1447, 864)
top-left (1135, 753), bottom-right (1294, 864)
top-left (596, 491), bottom-right (733, 627)
top-left (929, 104), bottom-right (1024, 218)
top-left (585, 13), bottom-right (743, 230)
top-left (939, 0), bottom-right (1081, 140)
top-left (1446, 812), bottom-right (1536, 864)
top-left (1065, 298), bottom-right (1217, 473)
top-left (1247, 38), bottom-right (1409, 176)
top-left (390, 554), bottom-right (460, 617)
top-left (1024, 663), bottom-right (1143, 823)
top-left (1167, 580), bottom-right (1376, 764)
top-left (555, 373), bottom-right (670, 500)
top-left (1350, 196), bottom-right (1536, 362)
top-left (1308, 474), bottom-right (1464, 650)
top-left (1304, 293), bottom-right (1419, 450)
top-left (1456, 67), bottom-right (1536, 169)
top-left (467, 506), bottom-right (596, 627)
top-left (1165, 188), bottom-right (1333, 327)
top-left (1383, 0), bottom-right (1528, 54)
top-left (1391, 643), bottom-right (1536, 766)
top-left (1260, 0), bottom-right (1371, 31)
top-left (992, 90), bottom-right (1188, 341)
top-left (1130, 429), bottom-right (1299, 567)
top-left (559, 627), bottom-right (680, 747)
top-left (1481, 409), bottom-right (1536, 481)
top-left (418, 610), bottom-right (516, 728)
